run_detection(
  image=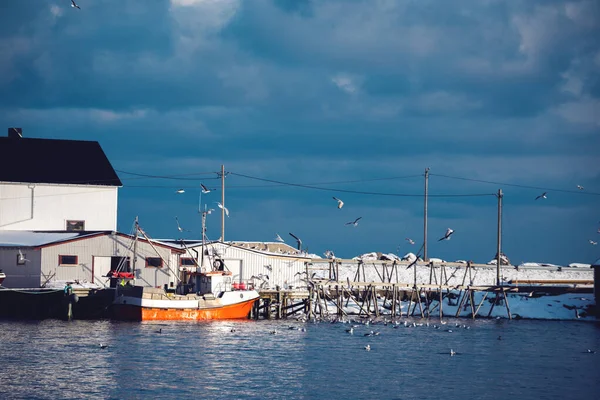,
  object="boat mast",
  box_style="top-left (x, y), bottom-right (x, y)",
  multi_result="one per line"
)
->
top-left (201, 205), bottom-right (207, 271)
top-left (220, 164), bottom-right (225, 242)
top-left (132, 216), bottom-right (139, 282)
